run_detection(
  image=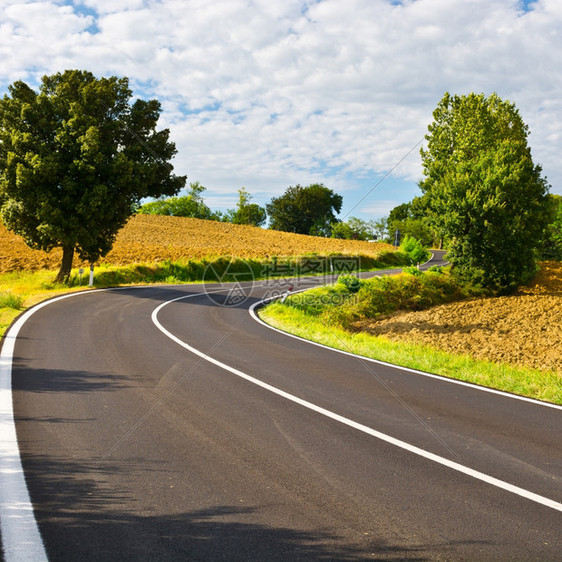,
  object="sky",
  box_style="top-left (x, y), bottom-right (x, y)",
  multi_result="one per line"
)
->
top-left (1, 0), bottom-right (561, 221)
